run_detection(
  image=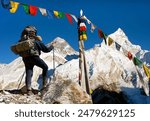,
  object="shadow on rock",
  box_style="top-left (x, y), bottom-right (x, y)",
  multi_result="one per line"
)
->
top-left (92, 88), bottom-right (128, 104)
